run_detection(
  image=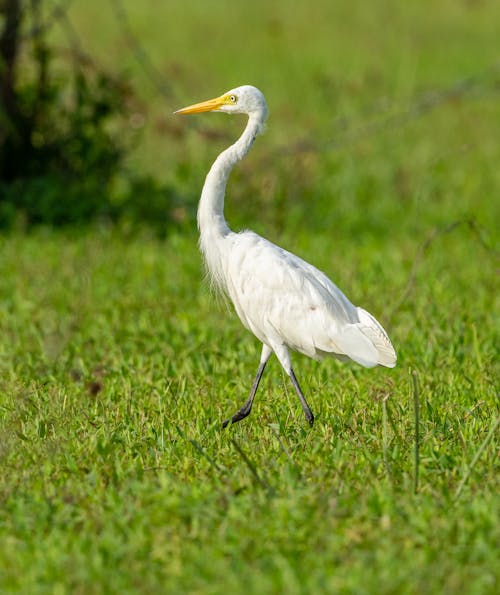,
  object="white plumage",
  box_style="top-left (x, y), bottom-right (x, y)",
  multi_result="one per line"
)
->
top-left (175, 85), bottom-right (396, 427)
